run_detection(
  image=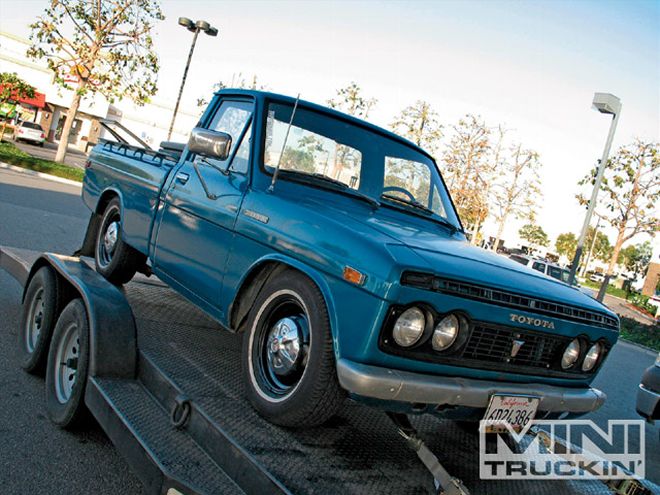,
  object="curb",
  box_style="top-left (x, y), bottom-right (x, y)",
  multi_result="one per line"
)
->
top-left (0, 161), bottom-right (82, 188)
top-left (618, 338), bottom-right (658, 357)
